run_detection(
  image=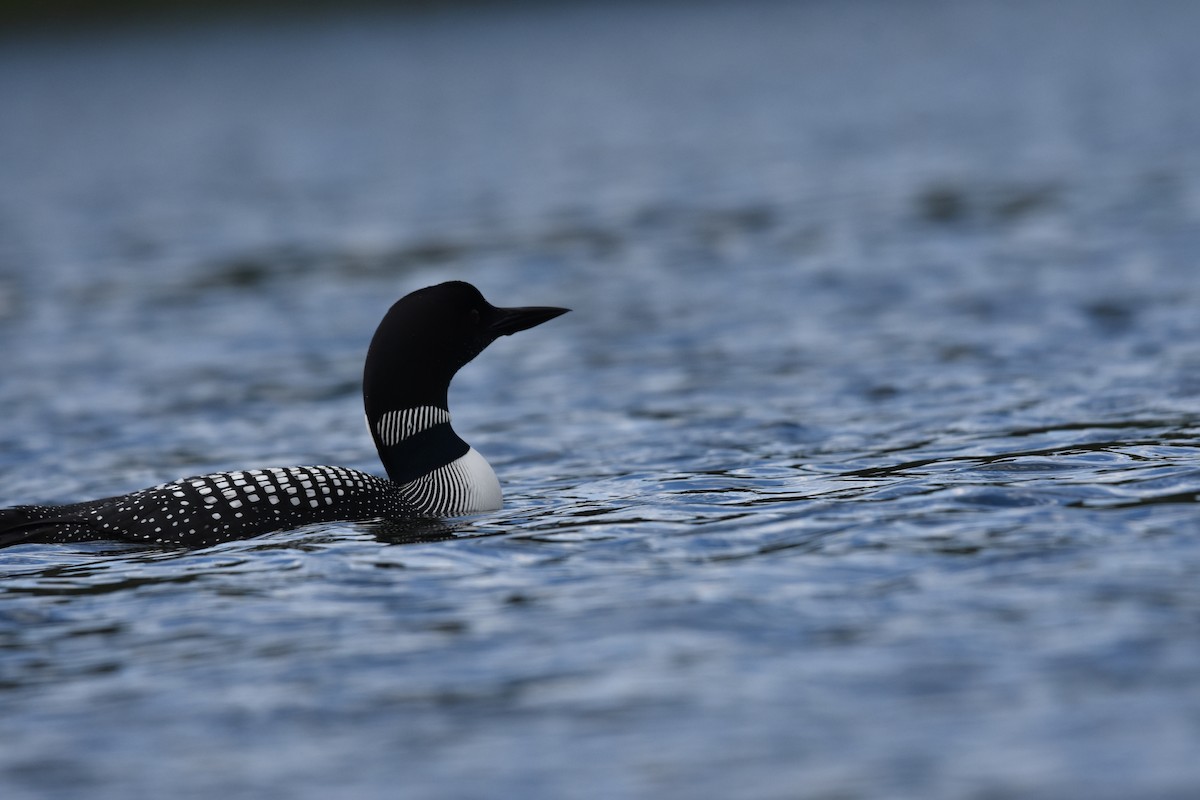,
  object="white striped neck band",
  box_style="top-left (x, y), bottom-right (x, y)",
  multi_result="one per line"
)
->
top-left (375, 406), bottom-right (452, 446)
